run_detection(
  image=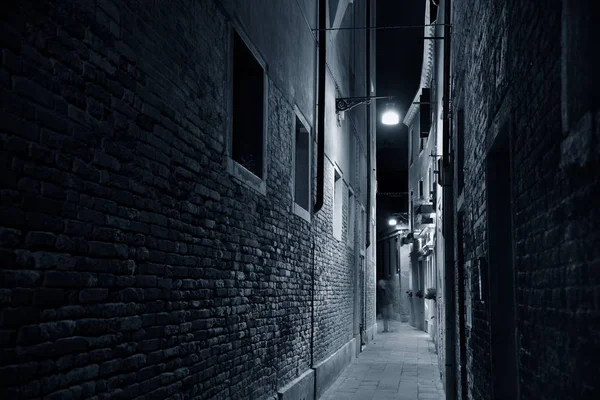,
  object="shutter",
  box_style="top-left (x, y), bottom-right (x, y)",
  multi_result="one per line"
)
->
top-left (420, 88), bottom-right (431, 138)
top-left (430, 0), bottom-right (439, 24)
